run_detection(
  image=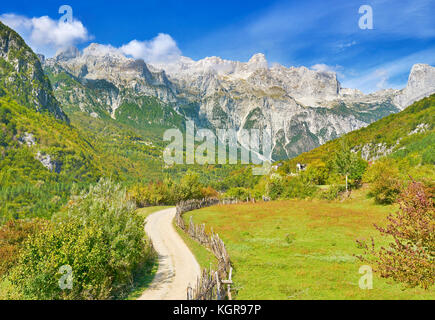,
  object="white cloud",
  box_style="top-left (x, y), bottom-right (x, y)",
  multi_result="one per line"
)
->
top-left (311, 64), bottom-right (344, 79)
top-left (375, 69), bottom-right (389, 89)
top-left (0, 13), bottom-right (91, 56)
top-left (83, 43), bottom-right (121, 57)
top-left (336, 40), bottom-right (357, 52)
top-left (120, 33), bottom-right (181, 64)
top-left (341, 48), bottom-right (435, 93)
top-left (311, 63), bottom-right (338, 73)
